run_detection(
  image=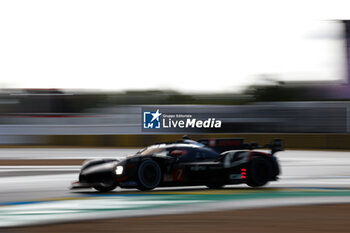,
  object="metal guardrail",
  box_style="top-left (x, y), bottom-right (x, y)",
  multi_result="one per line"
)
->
top-left (0, 102), bottom-right (349, 135)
